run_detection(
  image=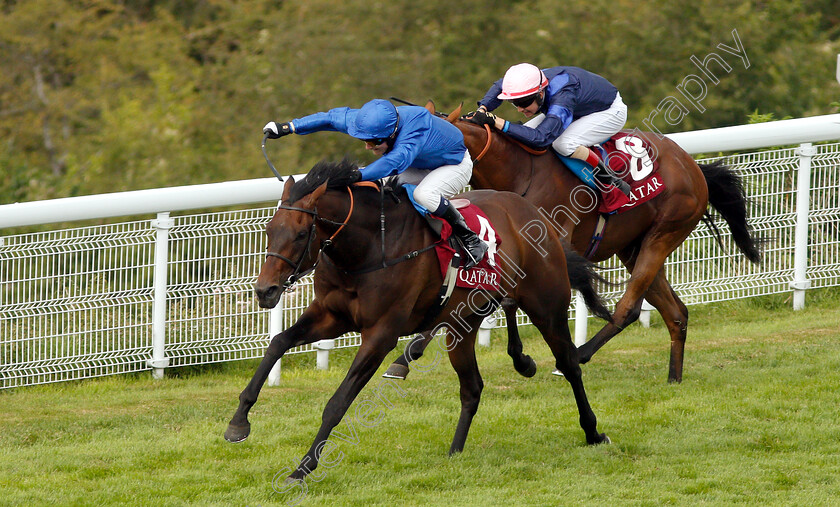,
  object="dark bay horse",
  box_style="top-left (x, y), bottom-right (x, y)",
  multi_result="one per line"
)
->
top-left (225, 159), bottom-right (613, 482)
top-left (387, 103), bottom-right (762, 383)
